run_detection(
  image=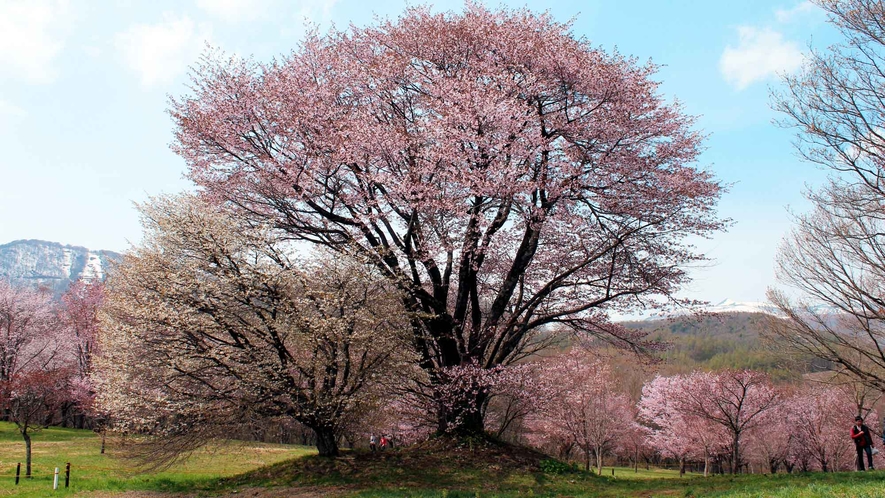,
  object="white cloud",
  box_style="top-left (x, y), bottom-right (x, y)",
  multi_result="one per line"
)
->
top-left (0, 100), bottom-right (27, 119)
top-left (115, 13), bottom-right (211, 89)
top-left (195, 0), bottom-right (274, 23)
top-left (775, 1), bottom-right (817, 23)
top-left (0, 99), bottom-right (27, 131)
top-left (0, 0), bottom-right (71, 84)
top-left (719, 27), bottom-right (804, 90)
